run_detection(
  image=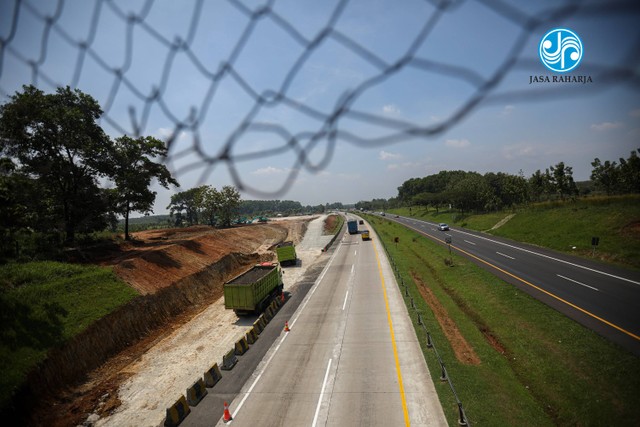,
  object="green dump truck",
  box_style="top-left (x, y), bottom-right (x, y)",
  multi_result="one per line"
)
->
top-left (276, 241), bottom-right (297, 266)
top-left (224, 262), bottom-right (283, 315)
